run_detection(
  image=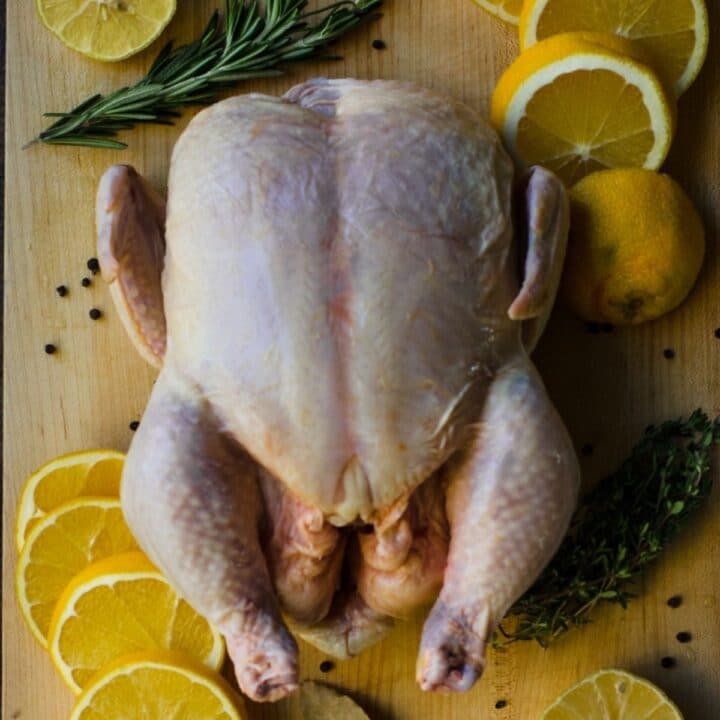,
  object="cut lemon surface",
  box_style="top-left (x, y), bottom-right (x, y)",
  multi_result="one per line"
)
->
top-left (69, 651), bottom-right (246, 720)
top-left (471, 0), bottom-right (525, 26)
top-left (48, 551), bottom-right (225, 694)
top-left (16, 449), bottom-right (124, 552)
top-left (16, 497), bottom-right (138, 647)
top-left (541, 668), bottom-right (683, 719)
top-left (36, 0), bottom-right (177, 62)
top-left (519, 0), bottom-right (708, 96)
top-left (491, 32), bottom-right (675, 185)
